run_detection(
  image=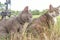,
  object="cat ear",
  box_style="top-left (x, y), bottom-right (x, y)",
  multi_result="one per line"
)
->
top-left (23, 6), bottom-right (28, 12)
top-left (49, 4), bottom-right (53, 10)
